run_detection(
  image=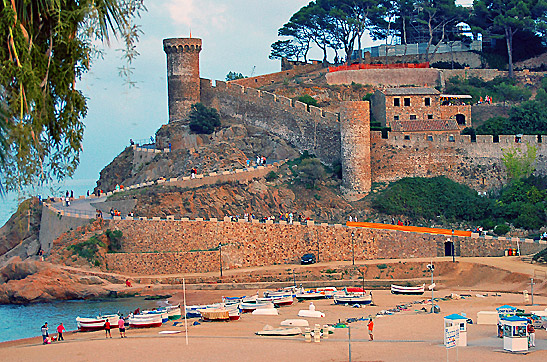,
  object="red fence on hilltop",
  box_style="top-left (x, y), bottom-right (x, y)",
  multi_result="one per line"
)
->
top-left (328, 62), bottom-right (430, 73)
